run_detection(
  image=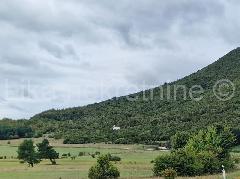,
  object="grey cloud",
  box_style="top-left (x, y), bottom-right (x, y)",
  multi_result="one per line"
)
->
top-left (39, 41), bottom-right (77, 59)
top-left (84, 0), bottom-right (225, 47)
